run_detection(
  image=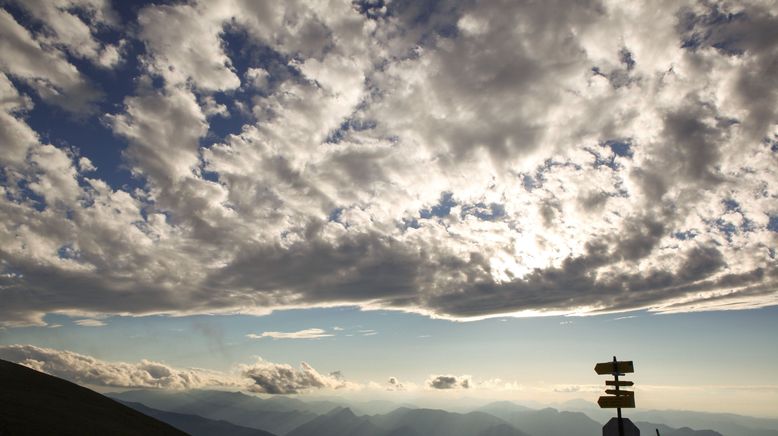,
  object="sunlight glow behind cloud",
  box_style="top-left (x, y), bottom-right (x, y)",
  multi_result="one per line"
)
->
top-left (0, 0), bottom-right (777, 327)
